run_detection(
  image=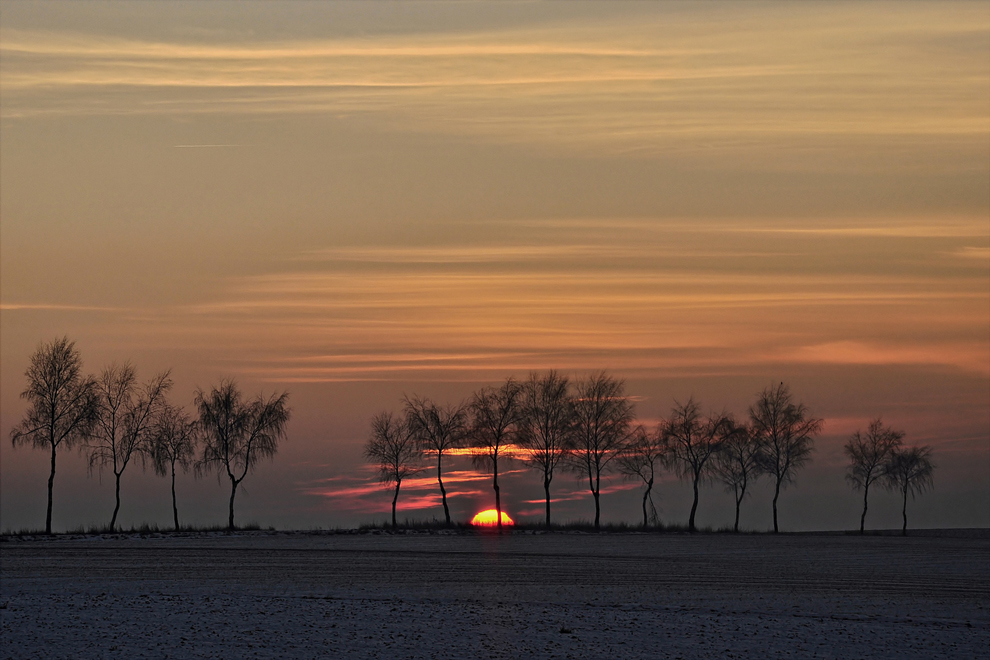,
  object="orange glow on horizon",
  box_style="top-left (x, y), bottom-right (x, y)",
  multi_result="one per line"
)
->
top-left (470, 509), bottom-right (514, 526)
